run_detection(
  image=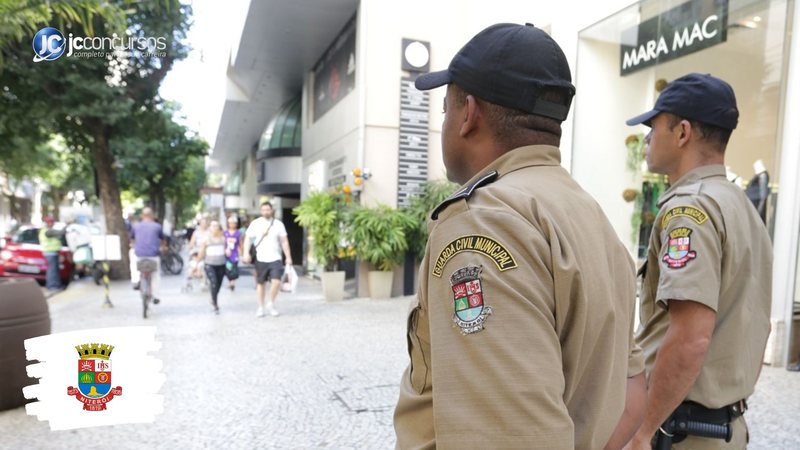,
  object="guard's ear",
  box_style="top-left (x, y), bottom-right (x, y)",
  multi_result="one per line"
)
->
top-left (677, 119), bottom-right (692, 147)
top-left (460, 94), bottom-right (481, 137)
